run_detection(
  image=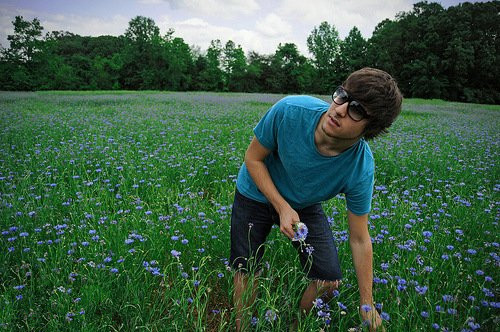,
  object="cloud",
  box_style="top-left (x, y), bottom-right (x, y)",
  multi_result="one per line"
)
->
top-left (277, 0), bottom-right (333, 26)
top-left (163, 16), bottom-right (275, 54)
top-left (330, 0), bottom-right (413, 38)
top-left (0, 4), bottom-right (129, 48)
top-left (141, 0), bottom-right (260, 19)
top-left (256, 13), bottom-right (292, 38)
top-left (277, 0), bottom-right (413, 38)
top-left (40, 14), bottom-right (130, 37)
top-left (138, 0), bottom-right (165, 4)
